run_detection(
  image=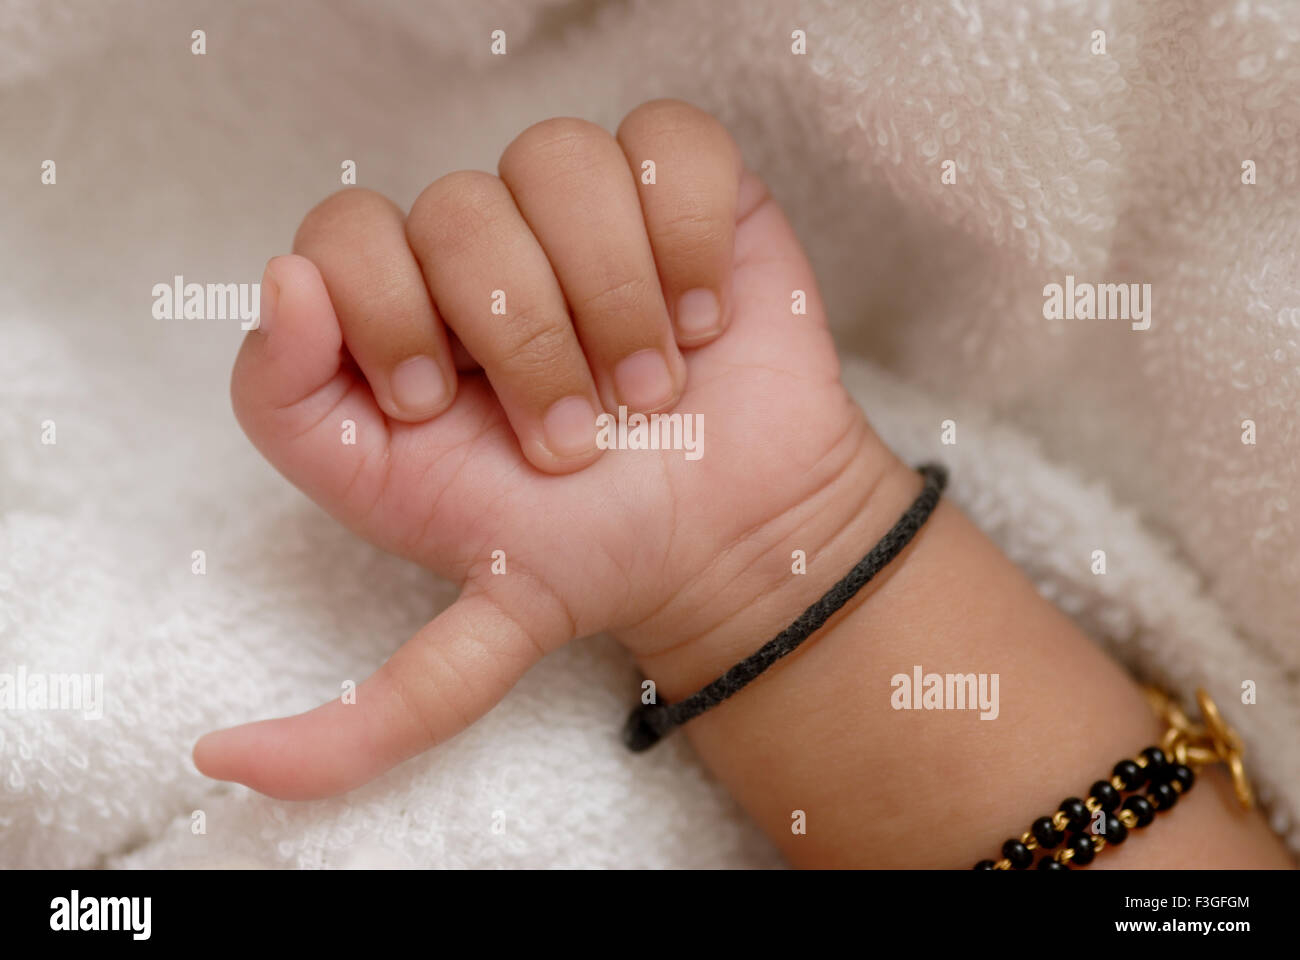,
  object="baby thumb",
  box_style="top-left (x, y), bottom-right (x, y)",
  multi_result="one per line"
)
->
top-left (192, 589), bottom-right (556, 800)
